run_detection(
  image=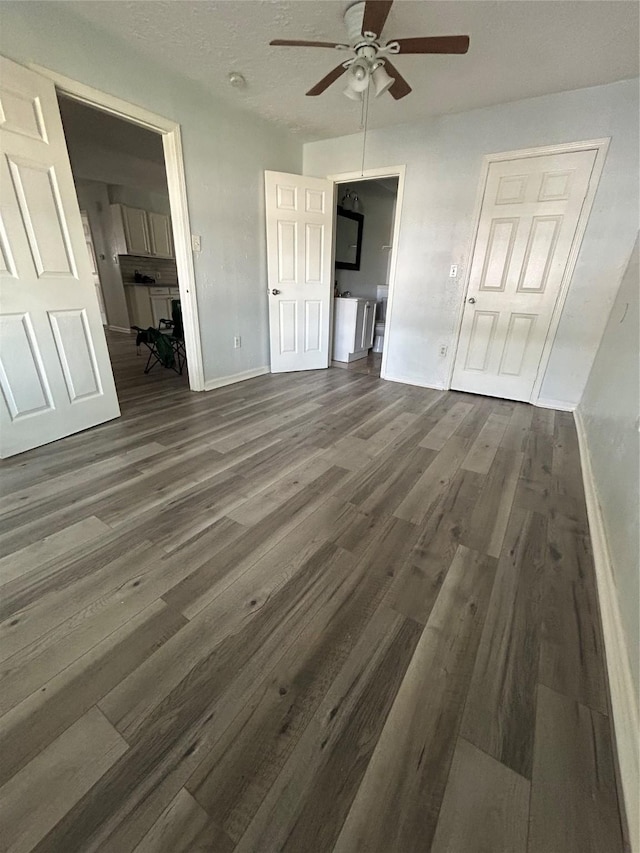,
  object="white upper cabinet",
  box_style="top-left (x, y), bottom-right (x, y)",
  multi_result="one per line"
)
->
top-left (148, 211), bottom-right (174, 258)
top-left (122, 206), bottom-right (151, 255)
top-left (111, 204), bottom-right (174, 258)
